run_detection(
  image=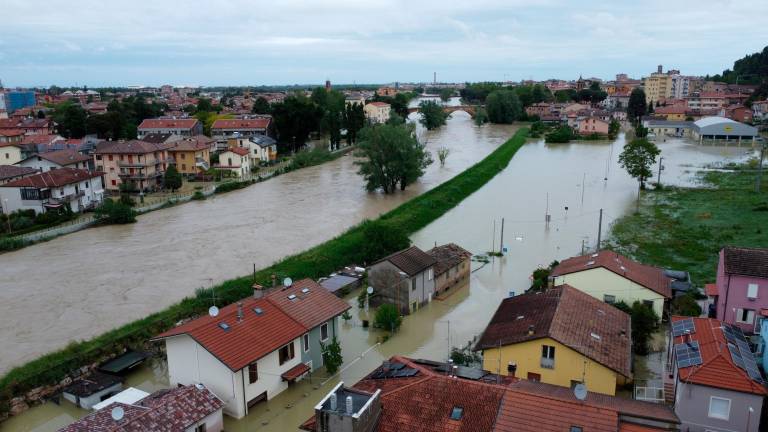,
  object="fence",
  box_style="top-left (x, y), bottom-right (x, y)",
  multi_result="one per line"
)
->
top-left (11, 215), bottom-right (96, 242)
top-left (134, 185), bottom-right (216, 213)
top-left (634, 380), bottom-right (665, 403)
